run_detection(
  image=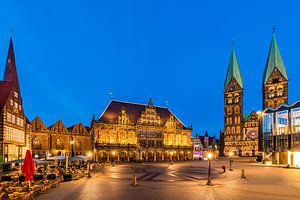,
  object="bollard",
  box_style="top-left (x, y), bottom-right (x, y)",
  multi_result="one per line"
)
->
top-left (206, 175), bottom-right (213, 186)
top-left (241, 169), bottom-right (246, 178)
top-left (222, 166), bottom-right (226, 173)
top-left (132, 174), bottom-right (137, 186)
